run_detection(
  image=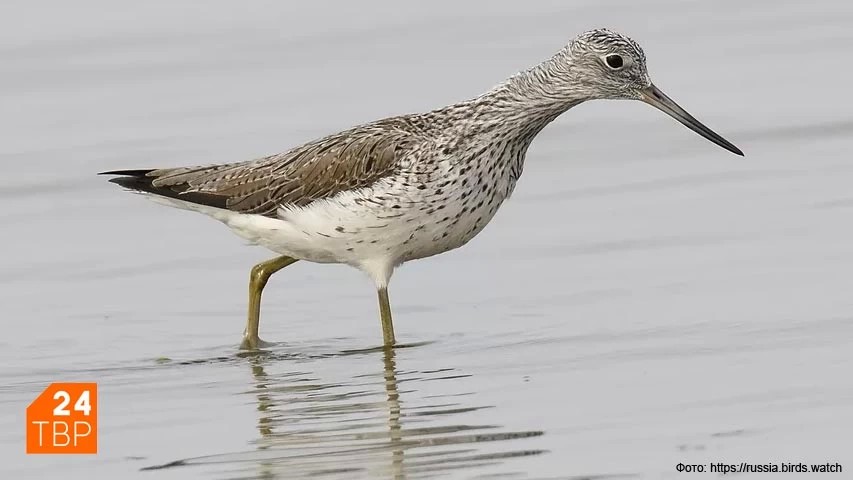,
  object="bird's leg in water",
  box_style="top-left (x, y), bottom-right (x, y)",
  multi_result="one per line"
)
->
top-left (241, 256), bottom-right (299, 350)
